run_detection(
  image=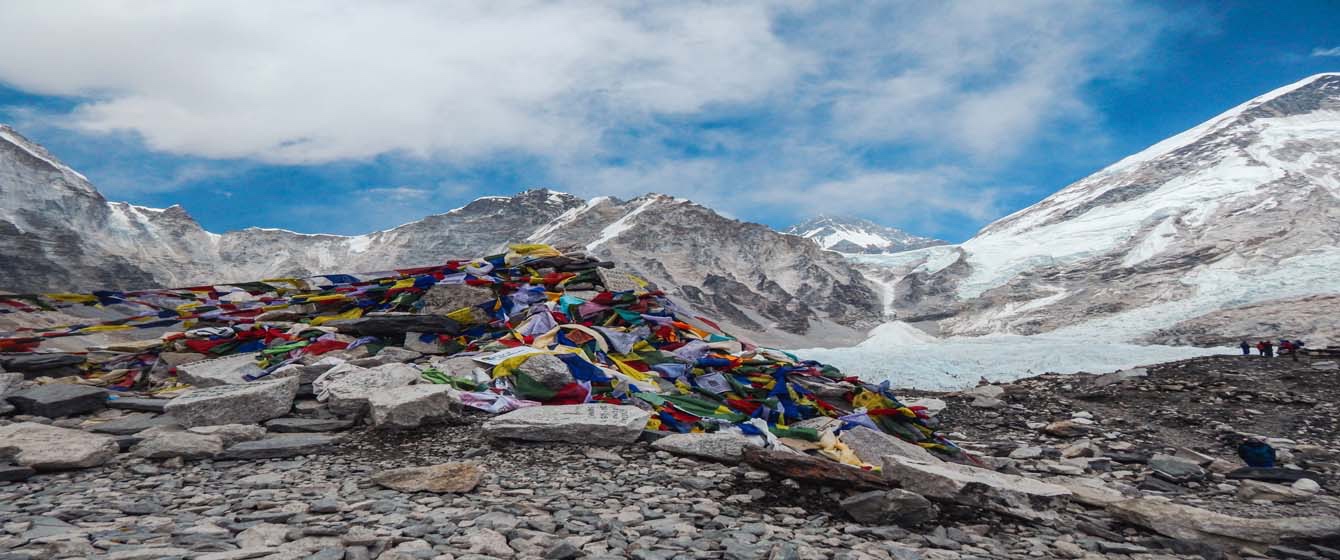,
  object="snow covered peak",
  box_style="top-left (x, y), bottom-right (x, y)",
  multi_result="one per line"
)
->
top-left (784, 215), bottom-right (945, 254)
top-left (0, 124), bottom-right (92, 185)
